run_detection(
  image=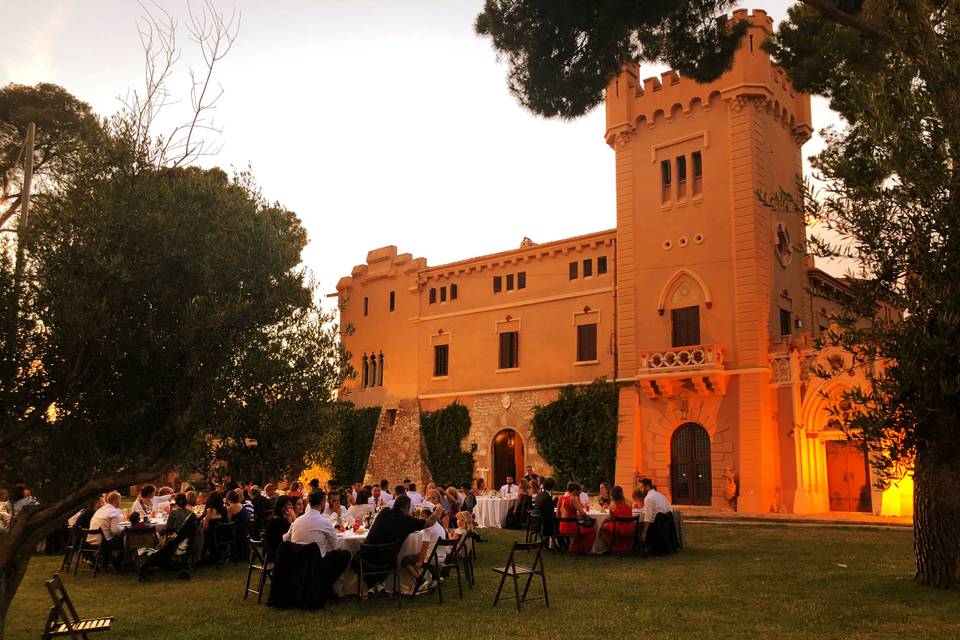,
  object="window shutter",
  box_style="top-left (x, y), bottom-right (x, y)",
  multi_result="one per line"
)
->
top-left (671, 306), bottom-right (701, 347)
